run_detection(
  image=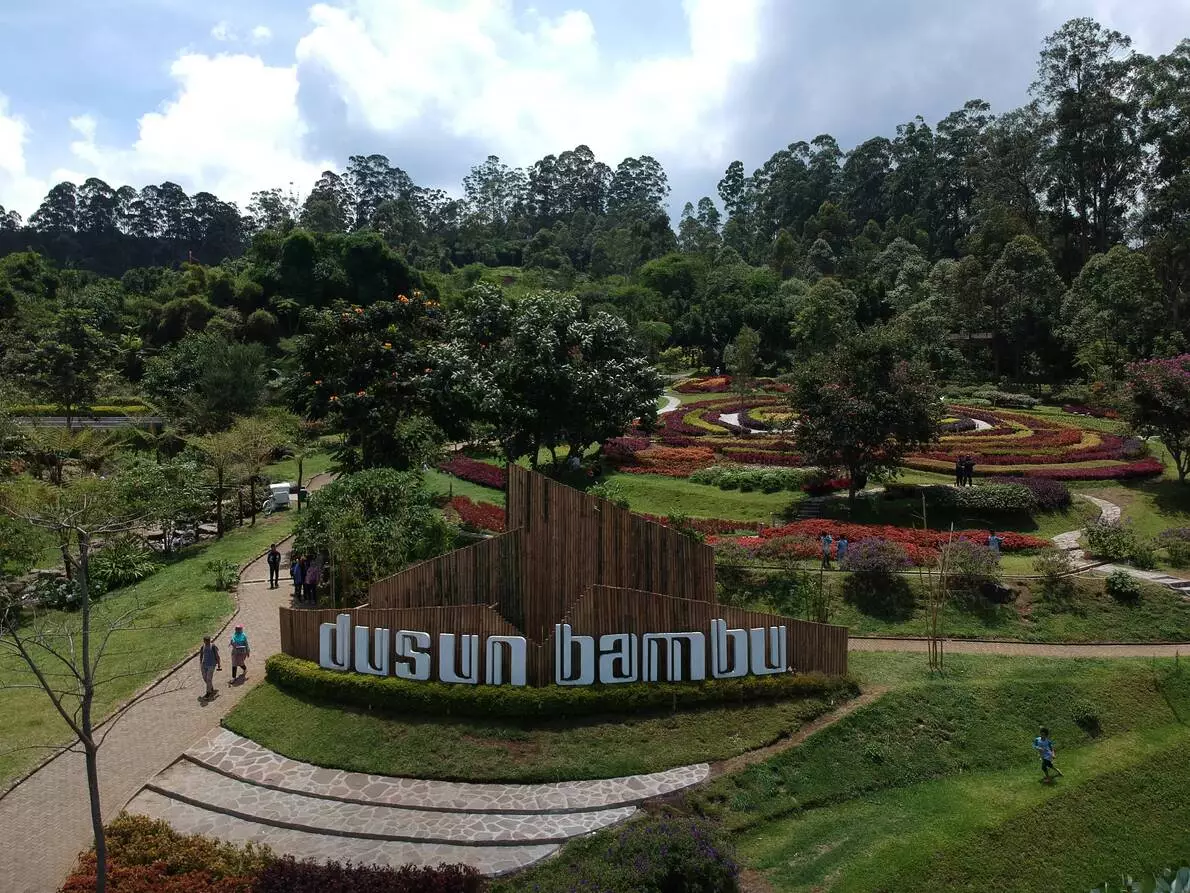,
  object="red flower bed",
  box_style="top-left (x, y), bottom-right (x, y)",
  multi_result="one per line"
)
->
top-left (439, 455), bottom-right (507, 489)
top-left (803, 477), bottom-right (850, 495)
top-left (1011, 458), bottom-right (1164, 481)
top-left (1063, 404), bottom-right (1120, 419)
top-left (714, 520), bottom-right (1048, 557)
top-left (448, 496), bottom-right (506, 532)
top-left (719, 447), bottom-right (805, 467)
top-left (641, 513), bottom-right (762, 534)
top-left (603, 436), bottom-right (650, 462)
top-left (675, 376), bottom-right (732, 393)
